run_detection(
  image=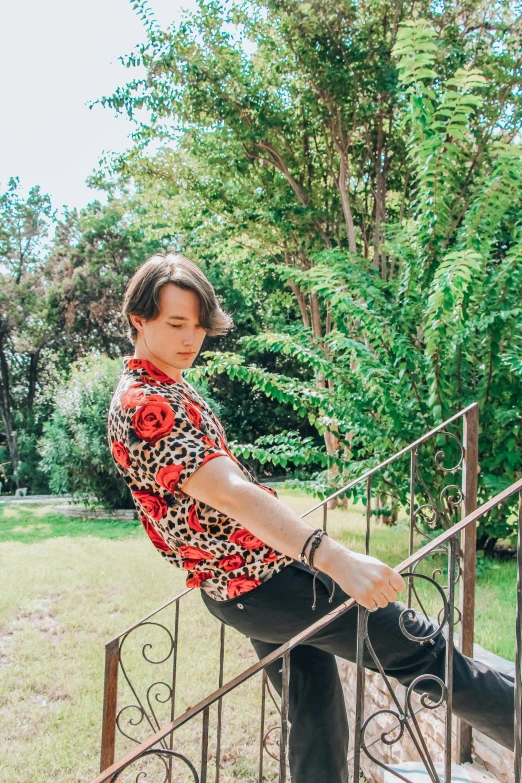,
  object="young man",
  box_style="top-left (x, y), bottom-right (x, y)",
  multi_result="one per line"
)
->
top-left (108, 253), bottom-right (515, 783)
